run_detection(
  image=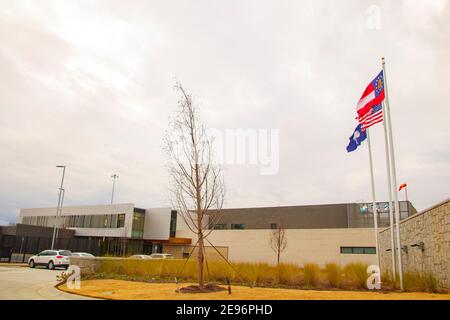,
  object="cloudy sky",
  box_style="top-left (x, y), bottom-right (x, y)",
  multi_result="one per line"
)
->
top-left (0, 0), bottom-right (449, 224)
